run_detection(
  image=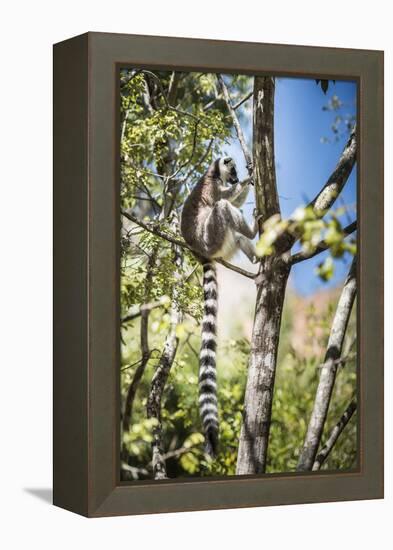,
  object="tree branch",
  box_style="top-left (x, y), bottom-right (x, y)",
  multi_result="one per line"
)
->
top-left (167, 71), bottom-right (182, 106)
top-left (121, 462), bottom-right (149, 480)
top-left (233, 91), bottom-right (253, 110)
top-left (309, 127), bottom-right (357, 216)
top-left (121, 300), bottom-right (164, 324)
top-left (312, 400), bottom-right (357, 470)
top-left (180, 138), bottom-right (214, 184)
top-left (171, 121), bottom-right (200, 179)
top-left (122, 209), bottom-right (190, 249)
top-left (216, 74), bottom-right (253, 176)
top-left (297, 257), bottom-right (357, 471)
top-left (278, 127), bottom-right (357, 253)
top-left (155, 443), bottom-right (199, 464)
top-left (288, 221), bottom-right (357, 265)
top-left (121, 210), bottom-right (256, 279)
top-left (121, 442), bottom-right (200, 480)
top-left (140, 69), bottom-right (200, 123)
top-left (218, 259), bottom-right (255, 279)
